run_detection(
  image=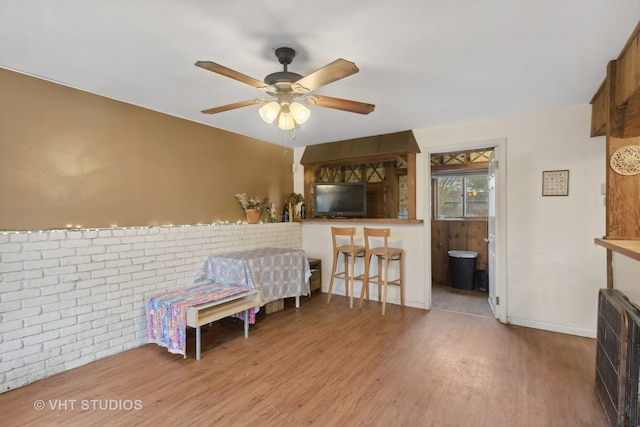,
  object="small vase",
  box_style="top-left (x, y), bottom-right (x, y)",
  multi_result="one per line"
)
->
top-left (244, 209), bottom-right (260, 224)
